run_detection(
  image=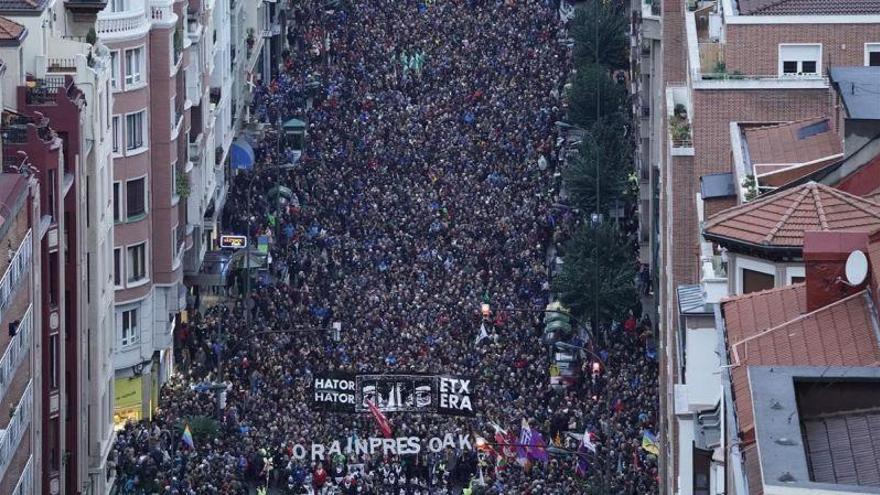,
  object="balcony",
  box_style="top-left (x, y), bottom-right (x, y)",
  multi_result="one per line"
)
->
top-left (65, 0), bottom-right (108, 15)
top-left (46, 58), bottom-right (77, 74)
top-left (95, 10), bottom-right (147, 36)
top-left (0, 304), bottom-right (33, 408)
top-left (12, 455), bottom-right (32, 495)
top-left (0, 380), bottom-right (33, 481)
top-left (0, 230), bottom-right (32, 327)
top-left (150, 0), bottom-right (174, 22)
